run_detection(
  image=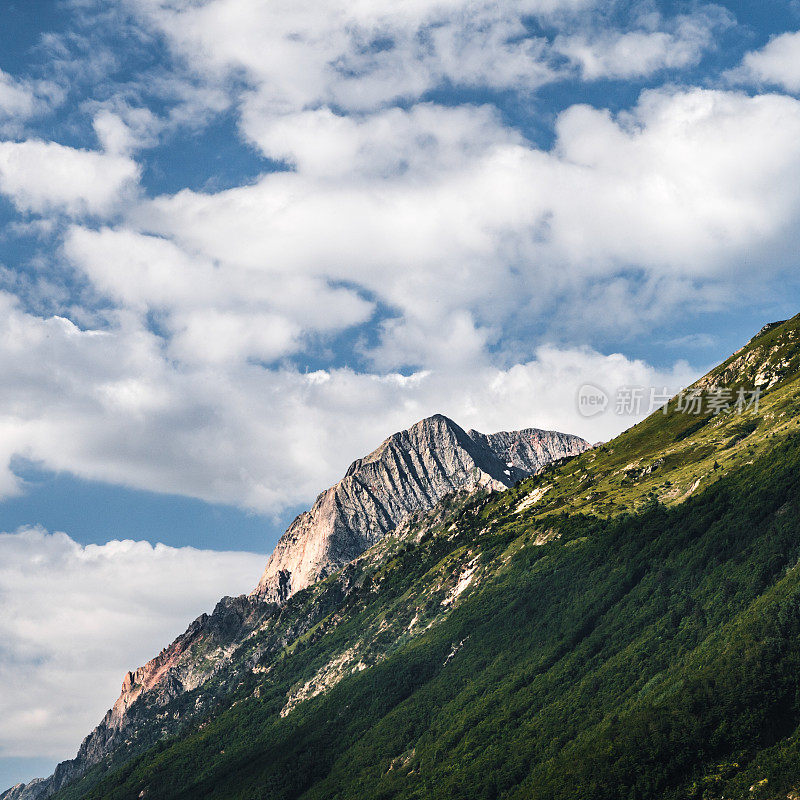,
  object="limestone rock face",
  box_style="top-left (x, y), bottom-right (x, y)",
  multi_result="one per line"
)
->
top-left (252, 414), bottom-right (589, 603)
